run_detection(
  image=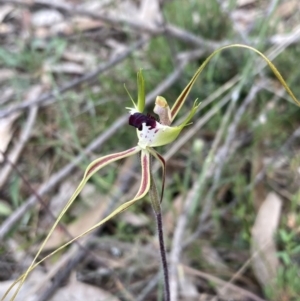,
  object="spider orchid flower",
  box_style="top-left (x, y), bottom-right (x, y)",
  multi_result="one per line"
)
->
top-left (73, 69), bottom-right (200, 216)
top-left (5, 69), bottom-right (200, 301)
top-left (7, 67), bottom-right (202, 301)
top-left (6, 44), bottom-right (300, 301)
